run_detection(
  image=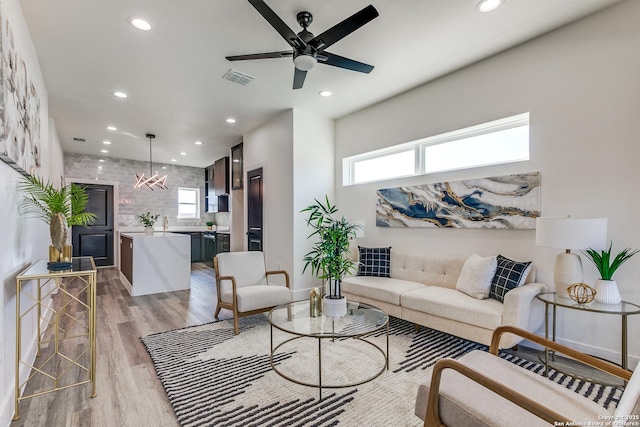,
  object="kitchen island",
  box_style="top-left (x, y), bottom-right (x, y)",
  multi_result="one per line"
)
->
top-left (119, 232), bottom-right (191, 296)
